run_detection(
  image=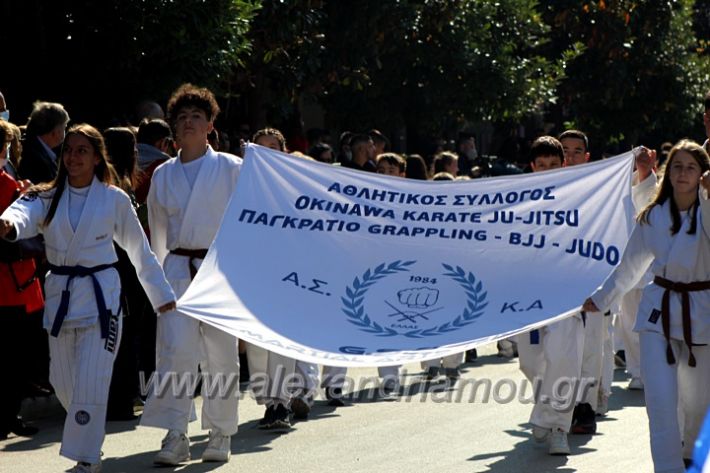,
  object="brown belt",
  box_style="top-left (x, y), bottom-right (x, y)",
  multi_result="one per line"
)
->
top-left (170, 248), bottom-right (208, 280)
top-left (653, 276), bottom-right (710, 367)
